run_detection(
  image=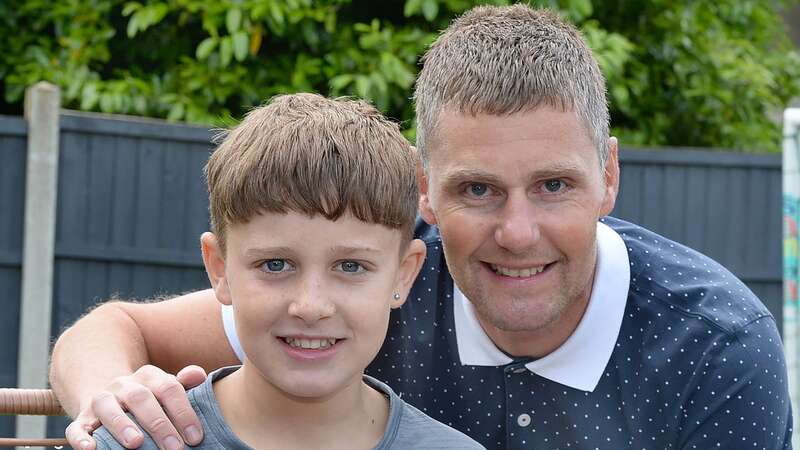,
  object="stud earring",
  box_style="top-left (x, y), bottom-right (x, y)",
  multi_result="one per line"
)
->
top-left (393, 293), bottom-right (401, 300)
